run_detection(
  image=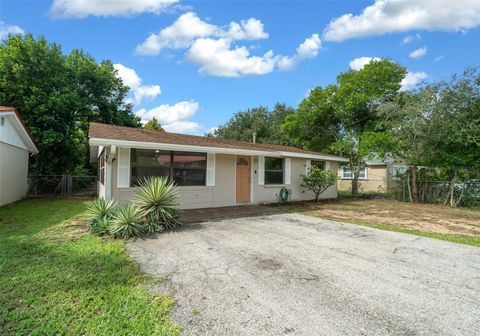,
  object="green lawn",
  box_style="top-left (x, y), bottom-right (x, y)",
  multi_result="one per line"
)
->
top-left (0, 198), bottom-right (179, 336)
